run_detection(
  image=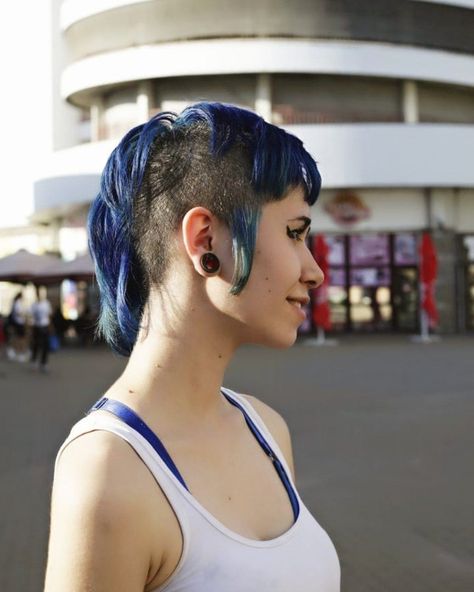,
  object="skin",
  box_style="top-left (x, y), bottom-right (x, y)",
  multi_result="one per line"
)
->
top-left (106, 185), bottom-right (323, 424)
top-left (44, 186), bottom-right (324, 592)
